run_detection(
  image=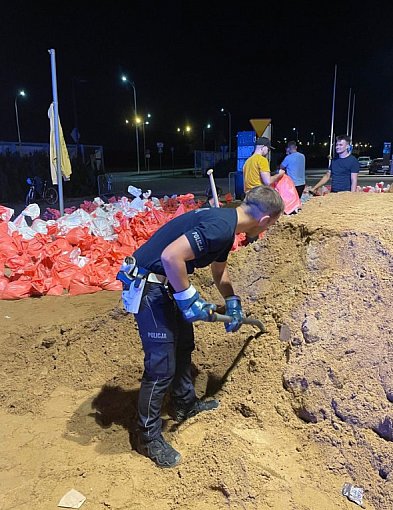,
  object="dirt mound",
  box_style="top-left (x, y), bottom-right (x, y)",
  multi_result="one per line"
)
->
top-left (1, 192), bottom-right (392, 509)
